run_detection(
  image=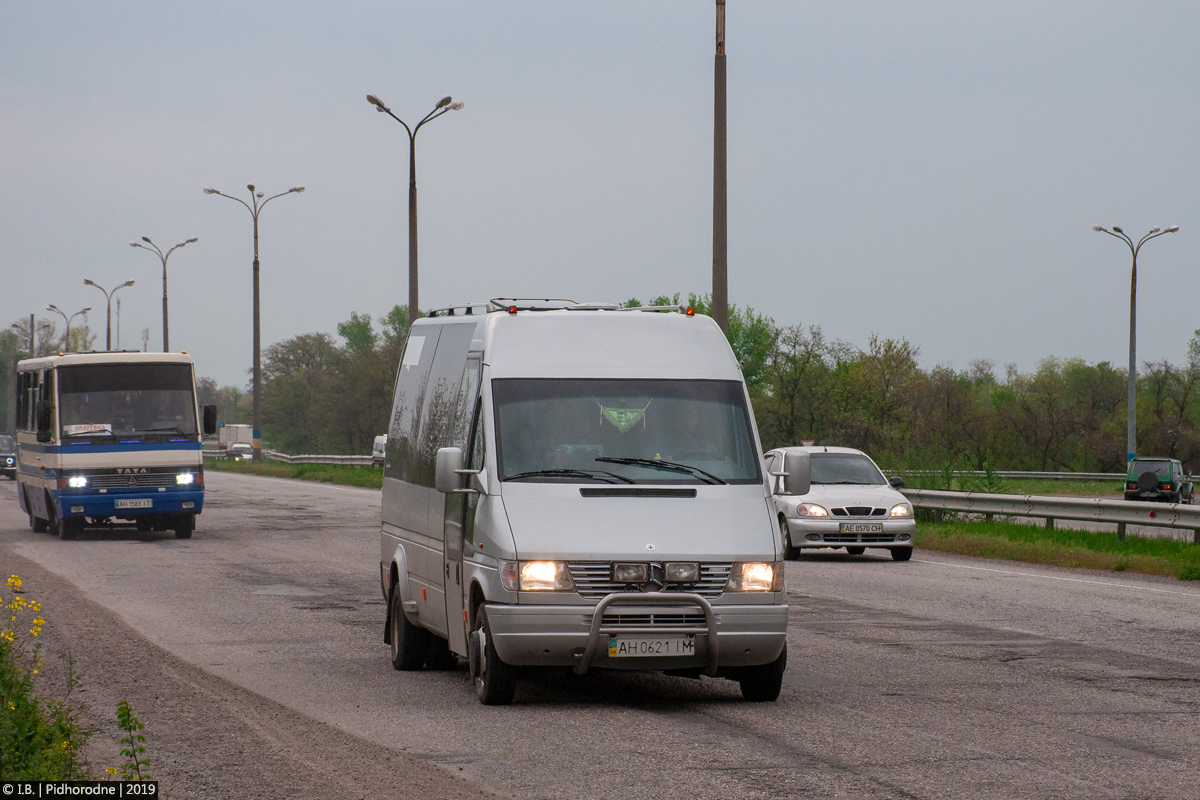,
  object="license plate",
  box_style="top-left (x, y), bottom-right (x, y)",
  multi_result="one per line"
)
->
top-left (839, 522), bottom-right (883, 534)
top-left (114, 499), bottom-right (153, 510)
top-left (608, 635), bottom-right (695, 658)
